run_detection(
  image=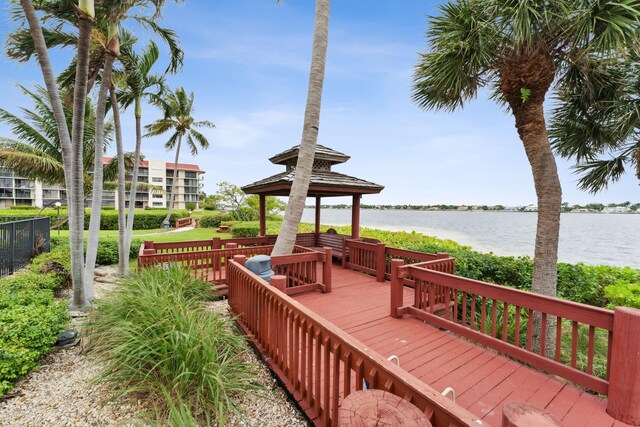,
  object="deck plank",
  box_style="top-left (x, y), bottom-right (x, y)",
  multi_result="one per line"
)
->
top-left (288, 264), bottom-right (621, 426)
